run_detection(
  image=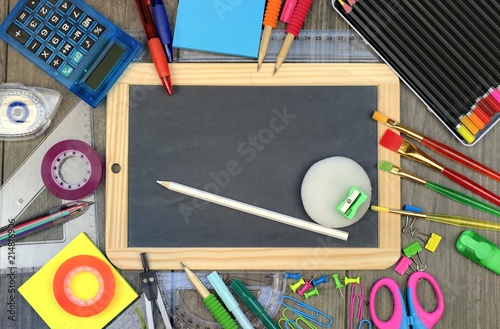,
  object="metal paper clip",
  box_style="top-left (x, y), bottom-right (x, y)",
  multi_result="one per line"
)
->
top-left (278, 308), bottom-right (317, 329)
top-left (349, 282), bottom-right (364, 329)
top-left (280, 296), bottom-right (333, 327)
